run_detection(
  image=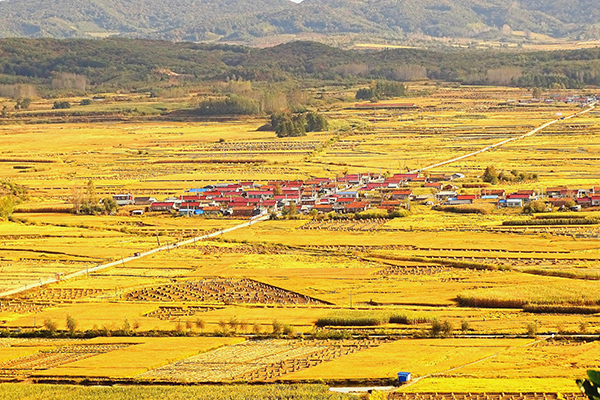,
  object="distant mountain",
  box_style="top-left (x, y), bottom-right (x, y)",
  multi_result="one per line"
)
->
top-left (1, 0), bottom-right (600, 42)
